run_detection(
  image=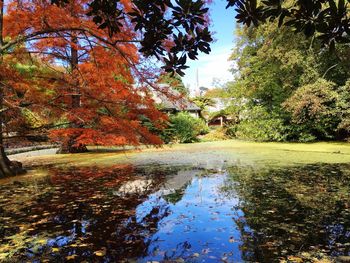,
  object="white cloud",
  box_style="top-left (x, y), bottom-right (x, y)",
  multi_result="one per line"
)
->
top-left (182, 45), bottom-right (234, 95)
